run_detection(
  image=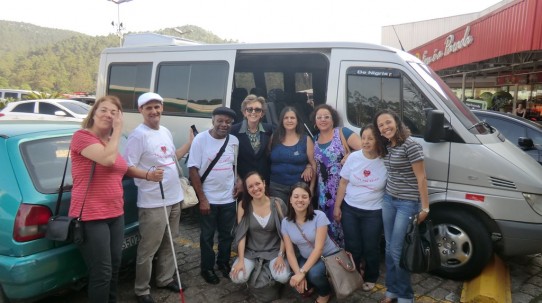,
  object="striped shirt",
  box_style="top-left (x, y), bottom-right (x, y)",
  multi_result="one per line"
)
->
top-left (69, 129), bottom-right (127, 221)
top-left (384, 137), bottom-right (424, 201)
